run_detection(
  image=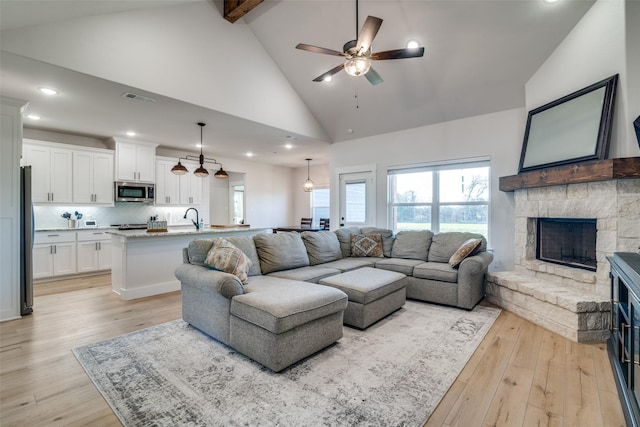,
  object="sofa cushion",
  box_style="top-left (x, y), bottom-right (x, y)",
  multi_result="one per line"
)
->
top-left (301, 231), bottom-right (342, 265)
top-left (428, 232), bottom-right (487, 263)
top-left (187, 239), bottom-right (215, 266)
top-left (361, 227), bottom-right (394, 257)
top-left (320, 257), bottom-right (375, 272)
top-left (267, 266), bottom-right (341, 283)
top-left (413, 262), bottom-right (459, 283)
top-left (390, 230), bottom-right (434, 261)
top-left (253, 232), bottom-right (310, 274)
top-left (375, 258), bottom-right (424, 275)
top-left (449, 238), bottom-right (483, 268)
top-left (319, 267), bottom-right (406, 305)
top-left (204, 238), bottom-right (252, 284)
top-left (351, 234), bottom-right (384, 257)
top-left (231, 276), bottom-right (347, 334)
top-left (226, 235), bottom-right (262, 276)
top-left (335, 227), bottom-right (360, 257)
